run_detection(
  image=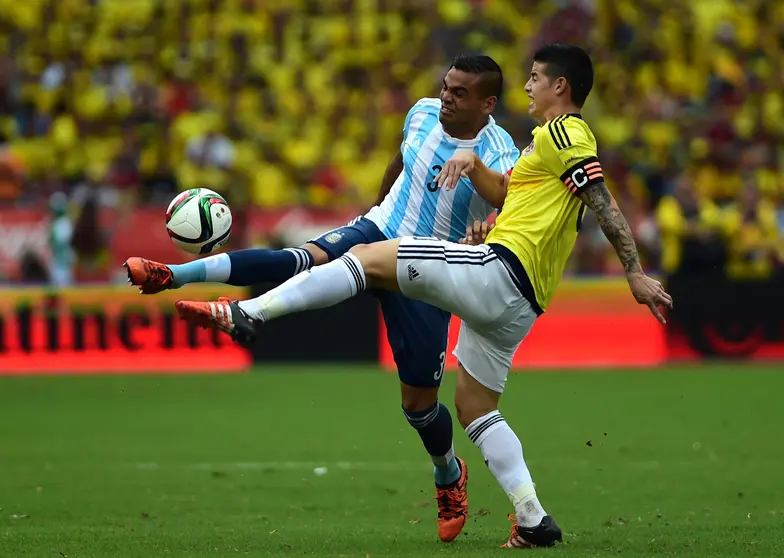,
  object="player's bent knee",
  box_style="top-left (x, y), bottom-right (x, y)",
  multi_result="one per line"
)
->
top-left (347, 244), bottom-right (378, 276)
top-left (347, 243), bottom-right (373, 259)
top-left (400, 384), bottom-right (439, 413)
top-left (348, 242), bottom-right (399, 290)
top-left (455, 398), bottom-right (497, 430)
top-left (454, 368), bottom-right (500, 428)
